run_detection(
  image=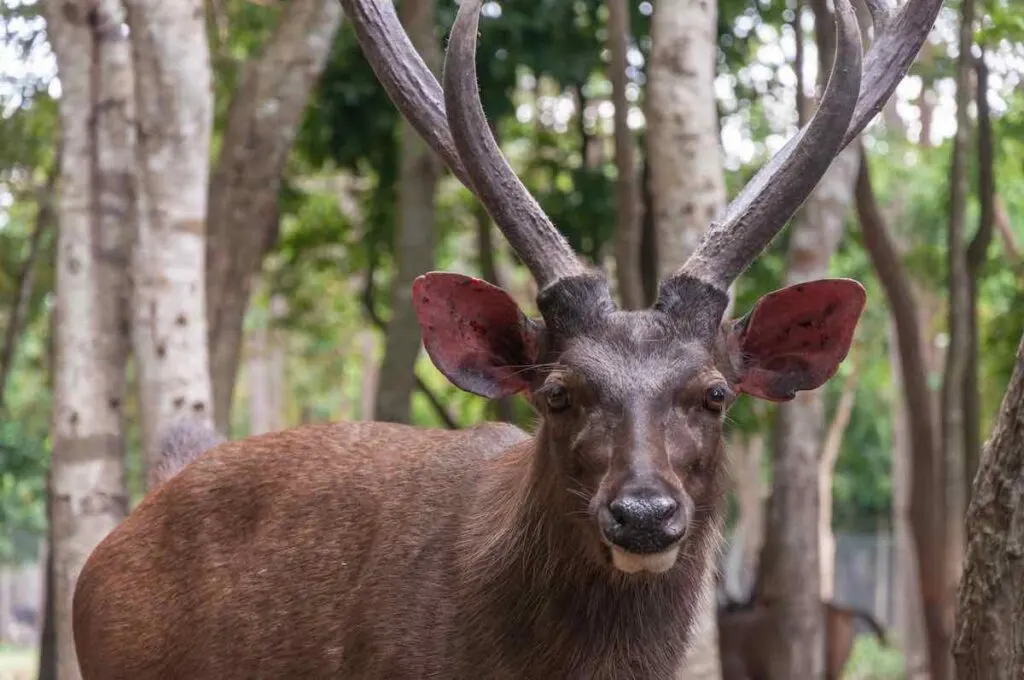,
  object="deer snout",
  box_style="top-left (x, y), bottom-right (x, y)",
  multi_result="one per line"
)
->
top-left (600, 487), bottom-right (688, 556)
